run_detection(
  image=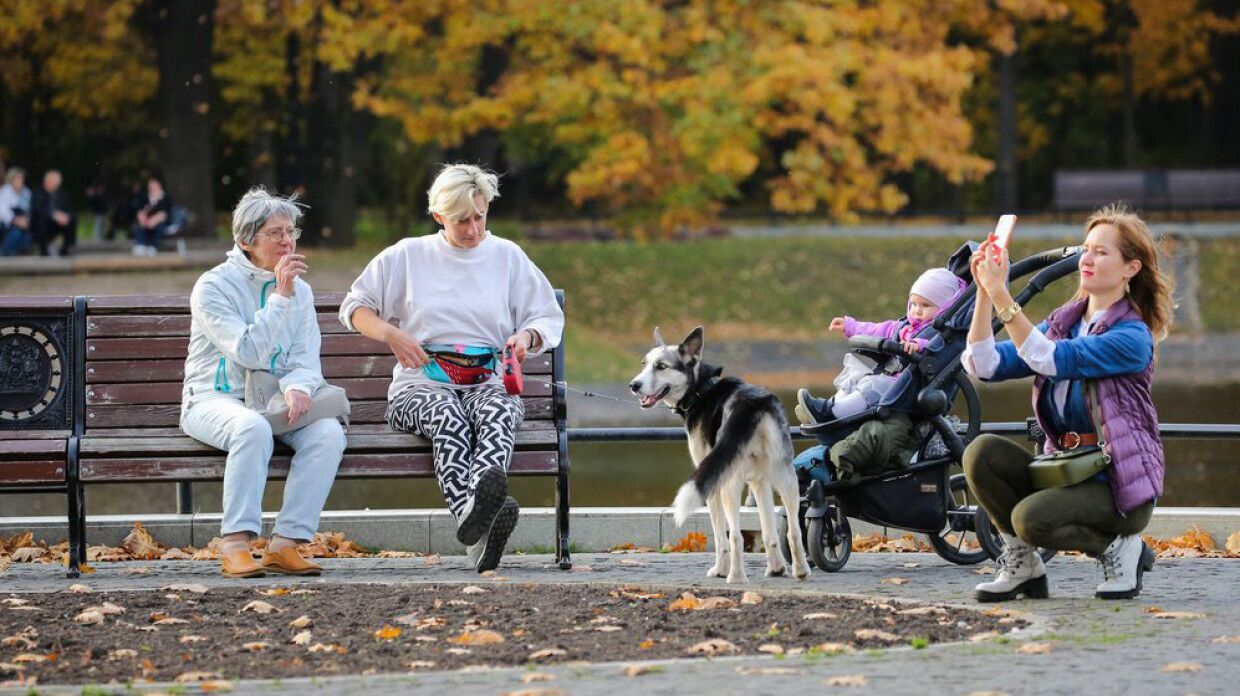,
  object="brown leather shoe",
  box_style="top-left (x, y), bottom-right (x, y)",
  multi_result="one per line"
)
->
top-left (220, 549), bottom-right (265, 578)
top-left (260, 546), bottom-right (323, 576)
